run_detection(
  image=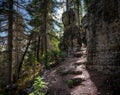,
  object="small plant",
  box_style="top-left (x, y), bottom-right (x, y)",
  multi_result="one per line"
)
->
top-left (29, 76), bottom-right (48, 95)
top-left (67, 79), bottom-right (73, 88)
top-left (67, 78), bottom-right (85, 88)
